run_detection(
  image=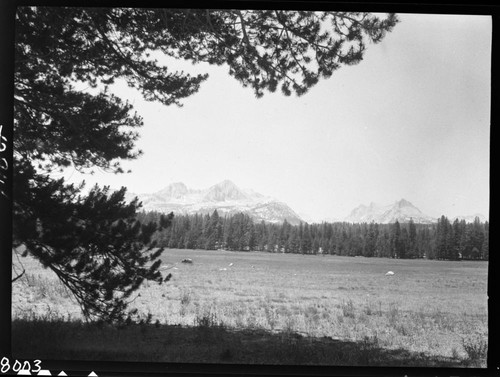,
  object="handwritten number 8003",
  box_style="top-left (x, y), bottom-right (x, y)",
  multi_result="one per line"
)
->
top-left (1, 357), bottom-right (42, 374)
